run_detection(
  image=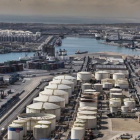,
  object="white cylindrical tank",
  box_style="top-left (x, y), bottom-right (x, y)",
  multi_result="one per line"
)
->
top-left (33, 96), bottom-right (65, 108)
top-left (109, 98), bottom-right (121, 107)
top-left (81, 92), bottom-right (99, 99)
top-left (95, 71), bottom-right (110, 80)
top-left (101, 78), bottom-right (115, 85)
top-left (39, 89), bottom-right (69, 104)
top-left (71, 127), bottom-right (85, 140)
top-left (121, 106), bottom-right (129, 112)
top-left (103, 82), bottom-right (113, 89)
top-left (49, 79), bottom-right (74, 91)
top-left (94, 83), bottom-right (103, 92)
top-left (77, 111), bottom-right (97, 116)
top-left (82, 83), bottom-right (92, 92)
top-left (77, 72), bottom-right (92, 81)
top-left (44, 84), bottom-right (72, 97)
top-left (115, 79), bottom-right (128, 89)
top-left (124, 100), bottom-right (135, 109)
top-left (33, 125), bottom-right (50, 140)
top-left (12, 120), bottom-right (27, 136)
top-left (110, 93), bottom-right (123, 99)
top-left (53, 75), bottom-right (77, 86)
top-left (113, 73), bottom-right (125, 80)
top-left (110, 88), bottom-right (122, 93)
top-left (80, 99), bottom-right (97, 107)
top-left (78, 106), bottom-right (97, 112)
top-left (123, 98), bottom-right (135, 102)
top-left (26, 102), bottom-right (61, 120)
top-left (18, 113), bottom-right (56, 131)
top-left (84, 89), bottom-right (96, 93)
top-left (37, 121), bottom-right (51, 134)
top-left (76, 116), bottom-right (97, 128)
top-left (73, 124), bottom-right (85, 130)
top-left (110, 106), bottom-right (118, 113)
top-left (8, 124), bottom-right (23, 140)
